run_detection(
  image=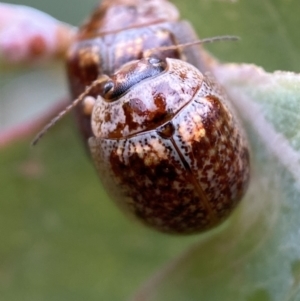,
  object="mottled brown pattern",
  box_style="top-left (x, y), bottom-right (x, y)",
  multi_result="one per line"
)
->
top-left (67, 0), bottom-right (250, 234)
top-left (66, 0), bottom-right (204, 145)
top-left (89, 59), bottom-right (250, 234)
